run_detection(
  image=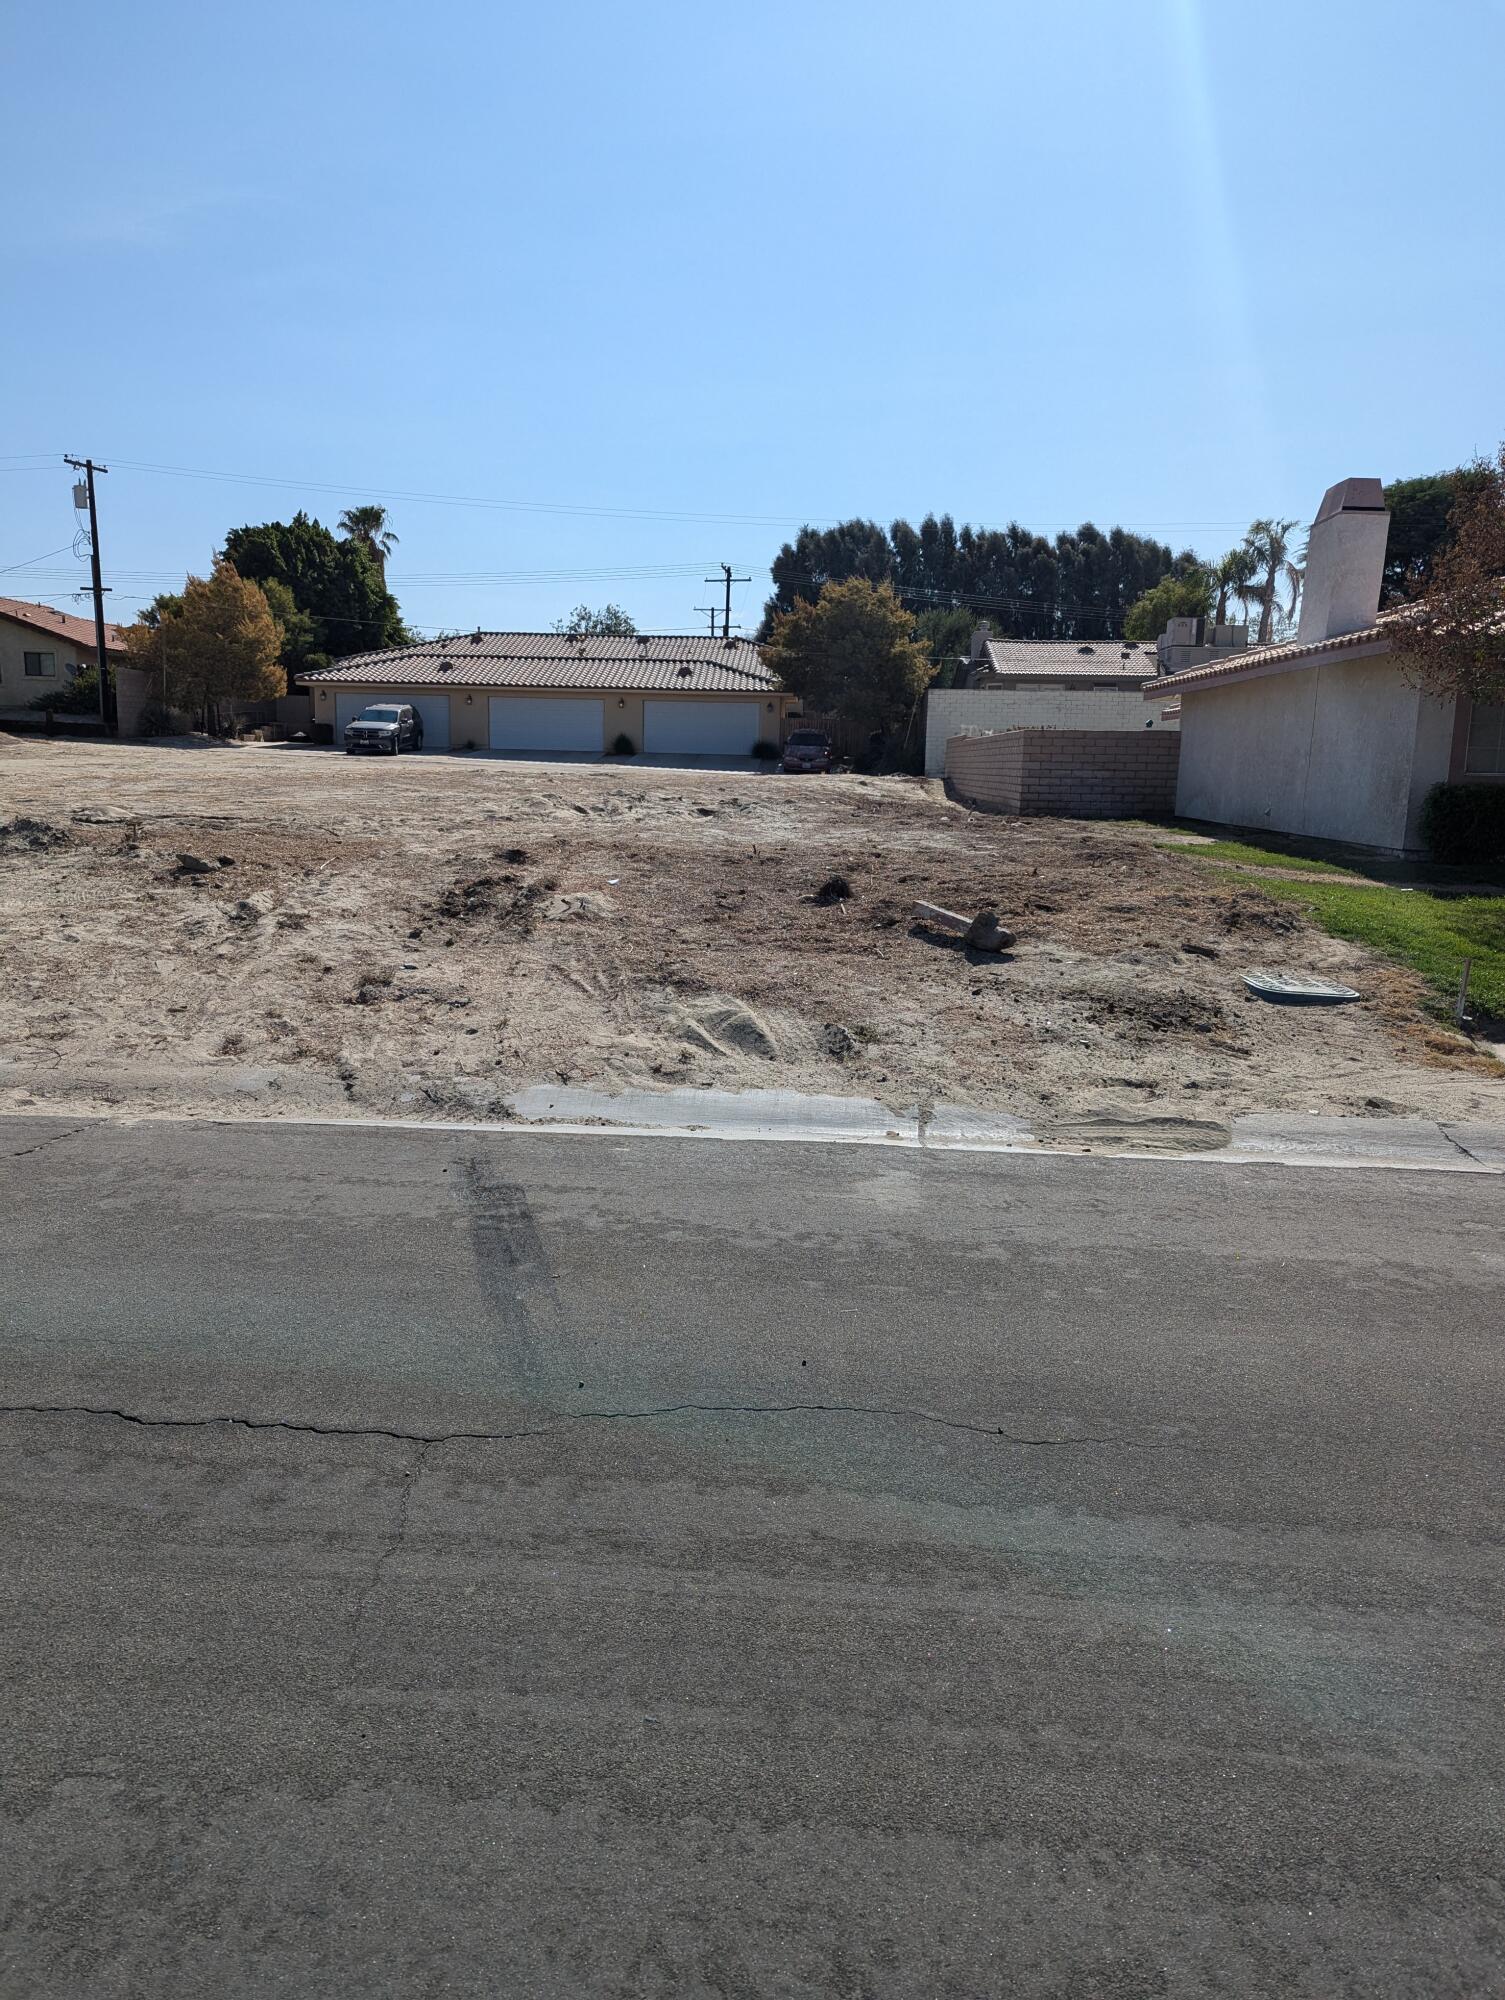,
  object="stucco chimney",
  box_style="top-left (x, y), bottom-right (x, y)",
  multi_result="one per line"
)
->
top-left (1297, 477), bottom-right (1389, 643)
